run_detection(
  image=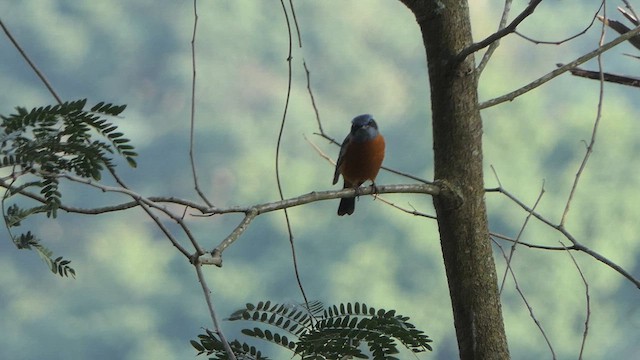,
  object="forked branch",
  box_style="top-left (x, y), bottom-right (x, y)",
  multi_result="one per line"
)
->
top-left (480, 25), bottom-right (640, 109)
top-left (457, 0), bottom-right (543, 63)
